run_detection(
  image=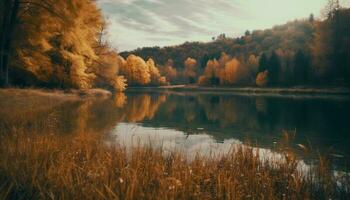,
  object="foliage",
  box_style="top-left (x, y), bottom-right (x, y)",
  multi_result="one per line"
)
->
top-left (159, 64), bottom-right (178, 83)
top-left (119, 54), bottom-right (167, 86)
top-left (120, 54), bottom-right (151, 86)
top-left (183, 57), bottom-right (198, 83)
top-left (146, 58), bottom-right (168, 86)
top-left (0, 1), bottom-right (100, 88)
top-left (1, 0), bottom-right (350, 88)
top-left (121, 6), bottom-right (350, 87)
top-left (256, 70), bottom-right (269, 87)
top-left (0, 0), bottom-right (135, 90)
top-left (311, 7), bottom-right (350, 84)
top-left (246, 54), bottom-right (259, 80)
top-left (198, 59), bottom-right (220, 86)
top-left (220, 58), bottom-right (248, 85)
top-left (121, 19), bottom-right (315, 86)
